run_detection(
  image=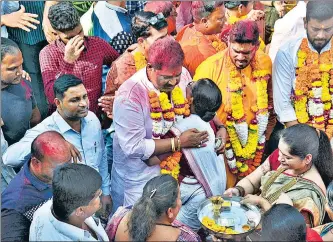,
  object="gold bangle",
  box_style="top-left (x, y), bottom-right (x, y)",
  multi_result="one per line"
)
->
top-left (177, 136), bottom-right (181, 151)
top-left (171, 138), bottom-right (175, 153)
